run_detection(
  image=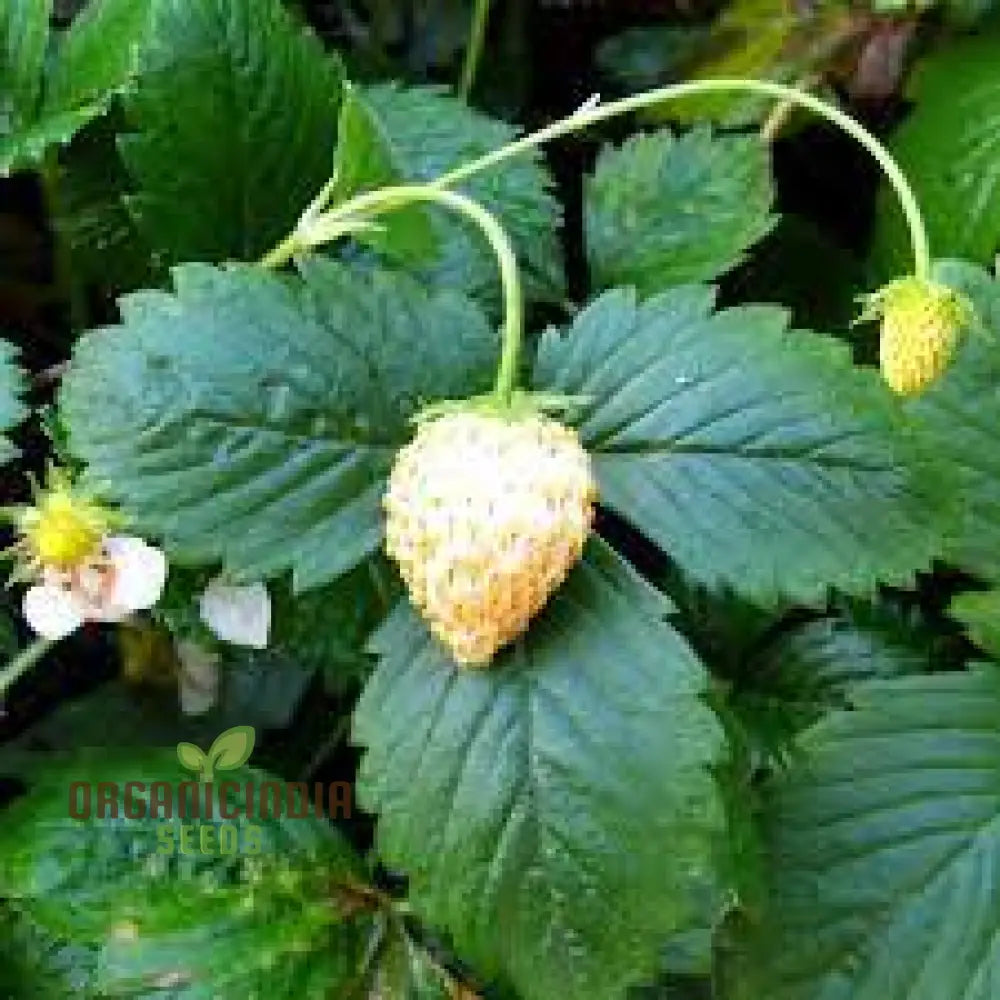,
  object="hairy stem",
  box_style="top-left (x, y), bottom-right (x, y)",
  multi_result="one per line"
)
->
top-left (431, 78), bottom-right (931, 279)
